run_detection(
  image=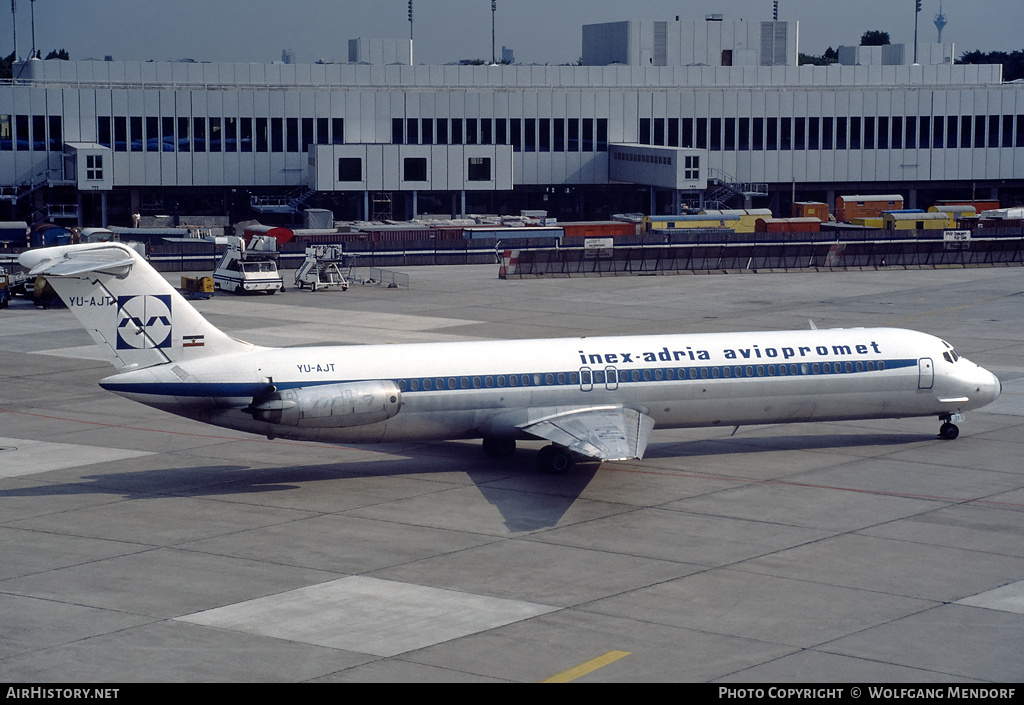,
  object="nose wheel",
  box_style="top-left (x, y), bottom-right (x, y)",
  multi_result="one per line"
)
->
top-left (938, 412), bottom-right (965, 440)
top-left (939, 422), bottom-right (960, 440)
